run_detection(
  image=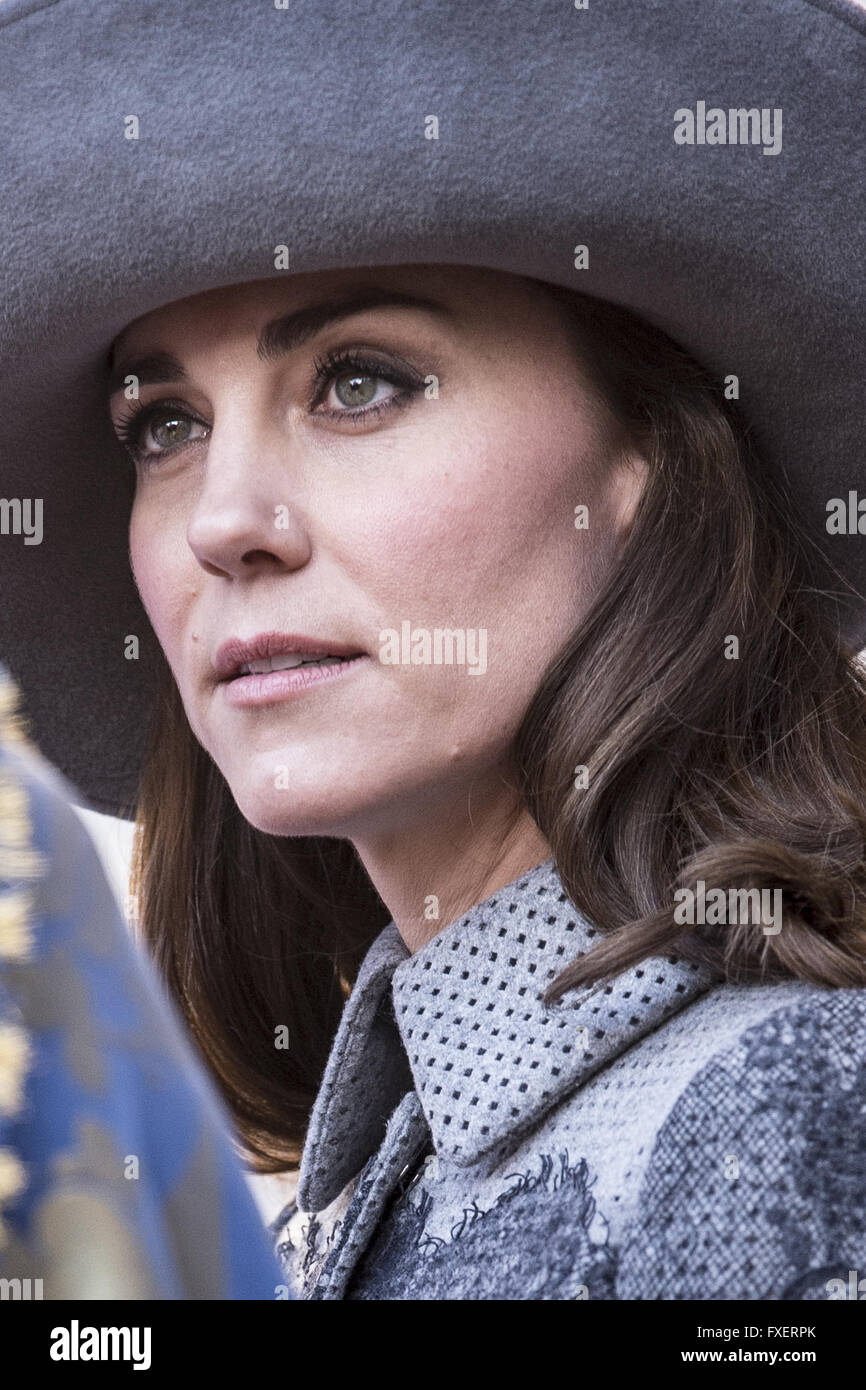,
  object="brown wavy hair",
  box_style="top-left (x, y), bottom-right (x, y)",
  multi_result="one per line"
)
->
top-left (131, 283), bottom-right (866, 1172)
